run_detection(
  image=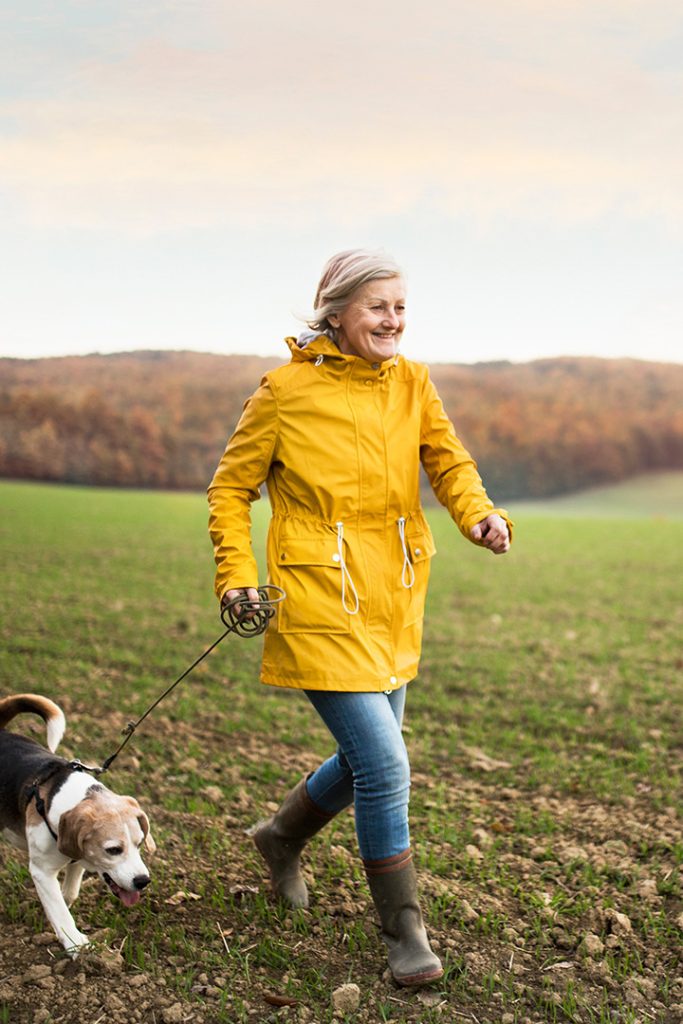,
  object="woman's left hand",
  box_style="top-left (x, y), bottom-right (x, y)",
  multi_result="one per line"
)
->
top-left (471, 514), bottom-right (510, 554)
